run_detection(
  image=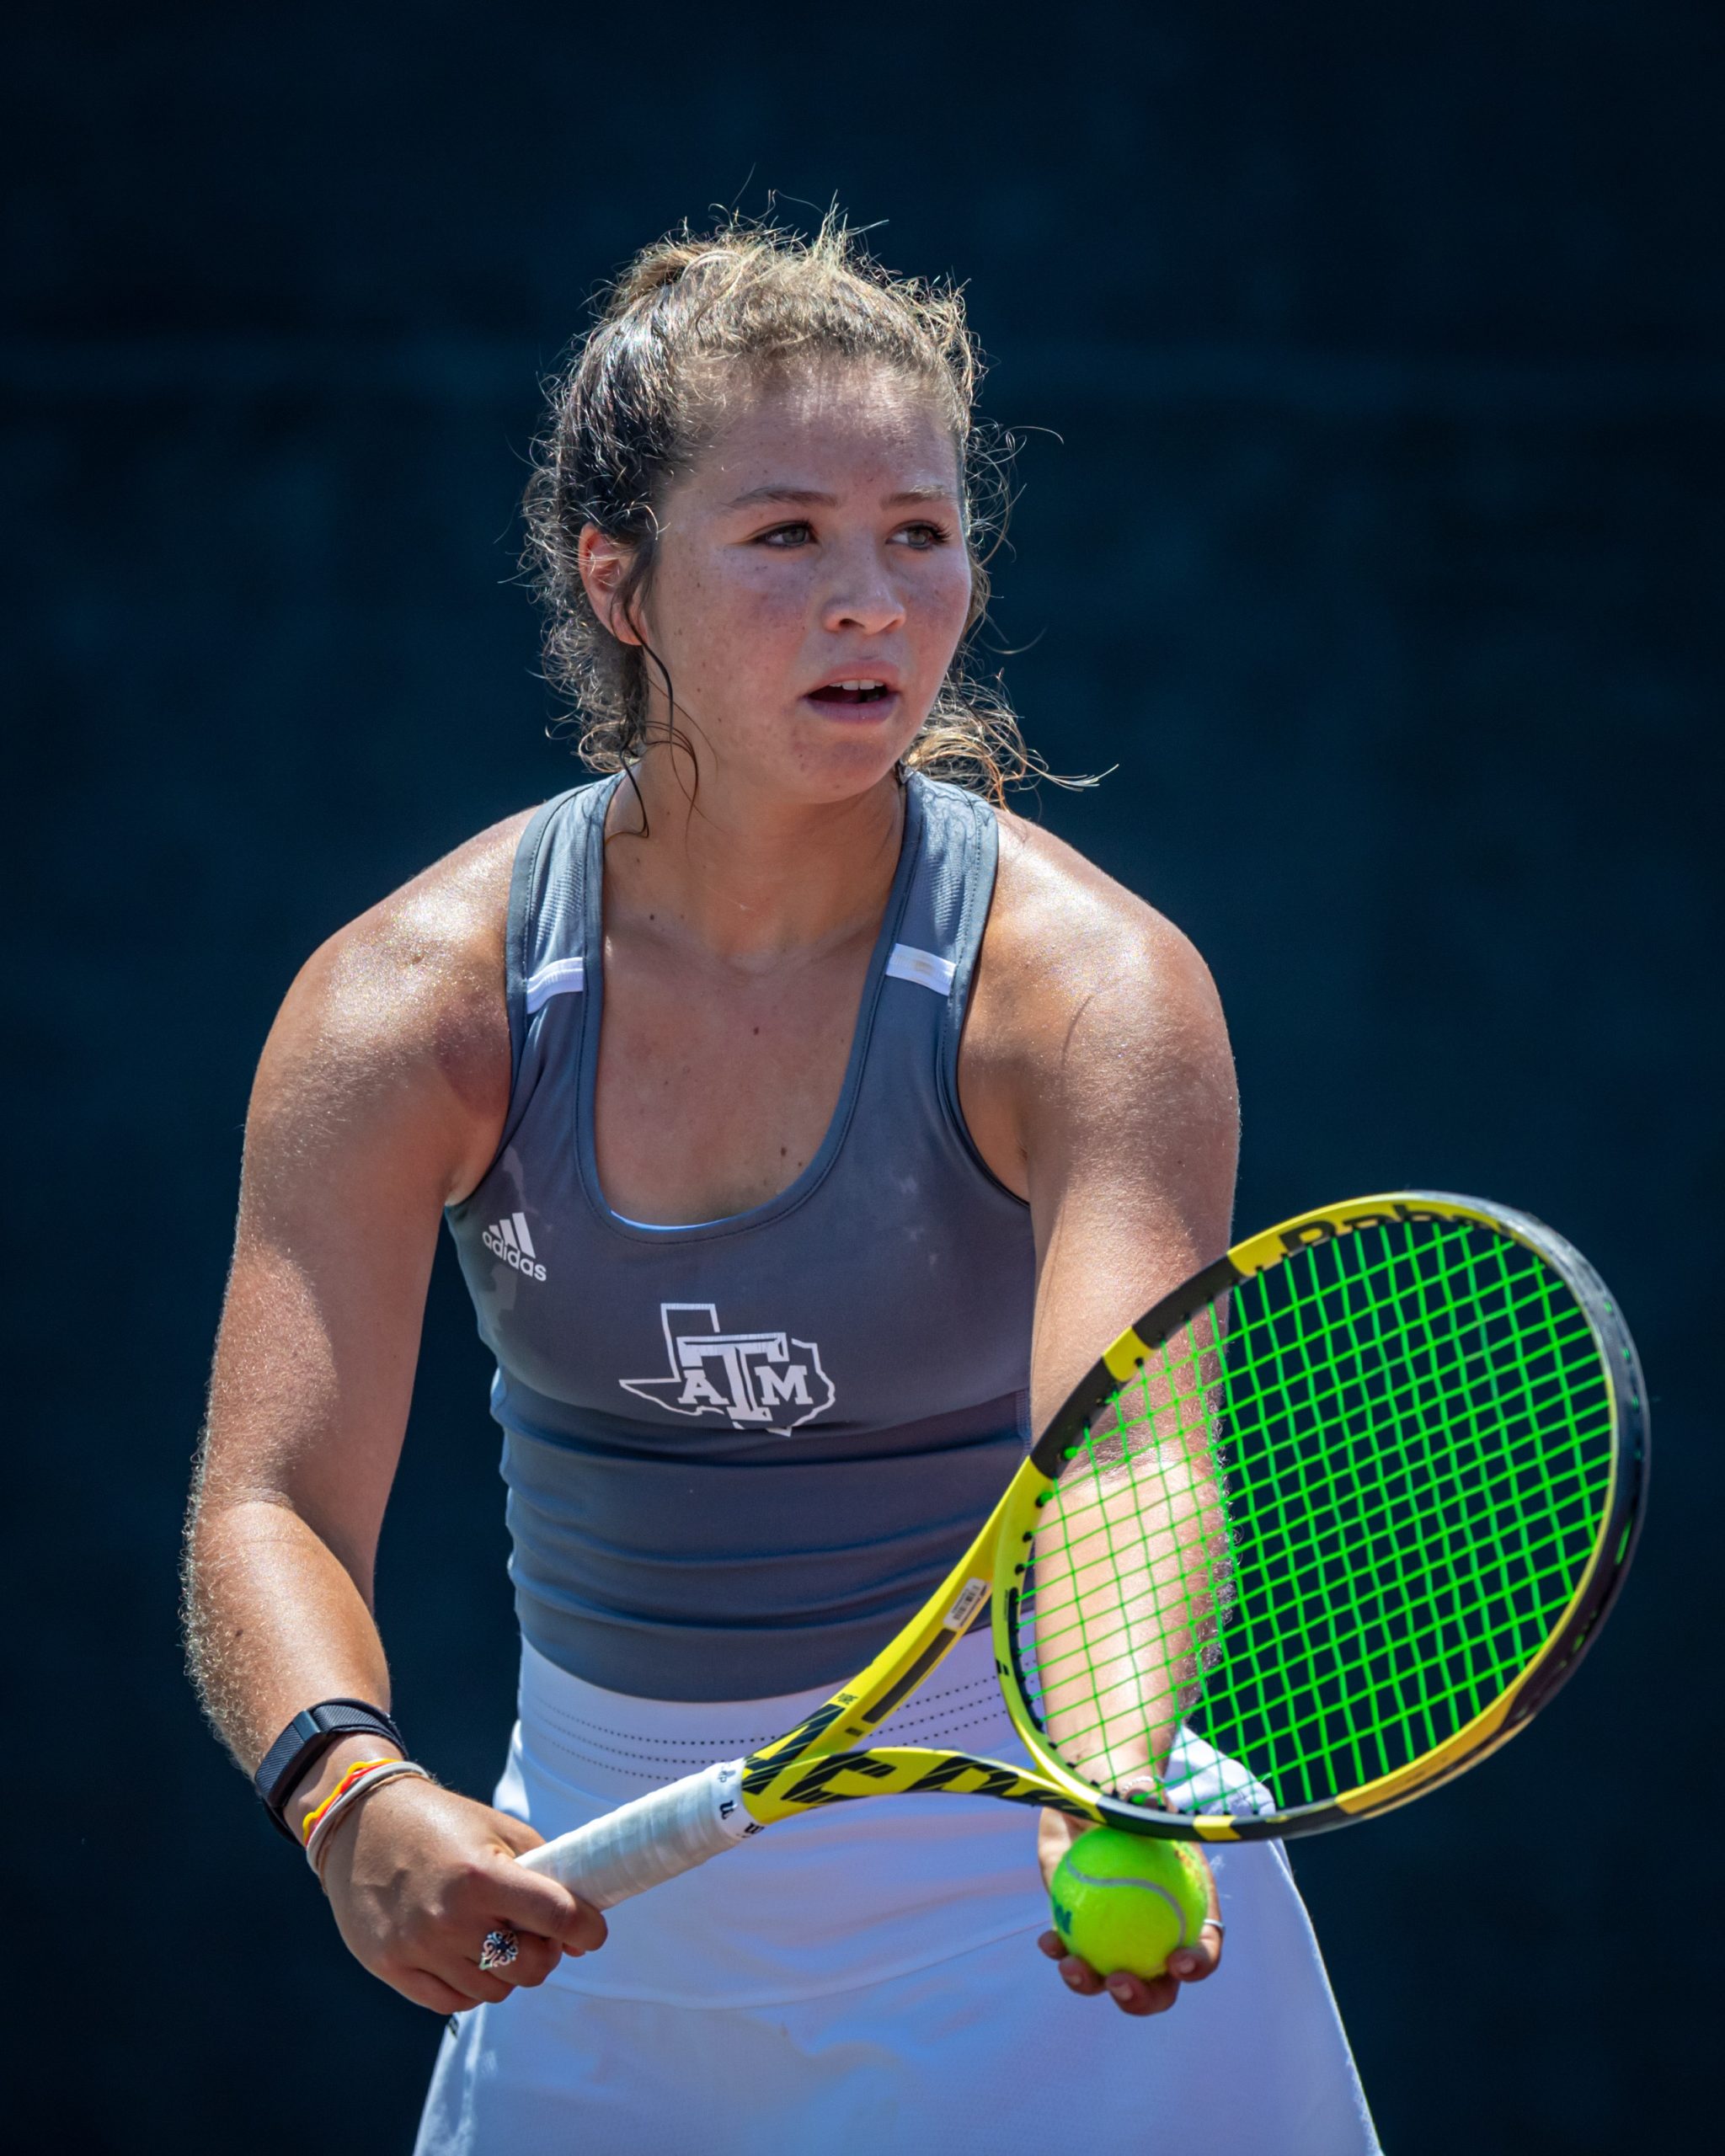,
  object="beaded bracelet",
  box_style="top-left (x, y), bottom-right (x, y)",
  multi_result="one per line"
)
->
top-left (304, 1759), bottom-right (432, 1876)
